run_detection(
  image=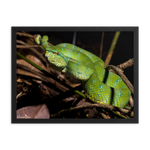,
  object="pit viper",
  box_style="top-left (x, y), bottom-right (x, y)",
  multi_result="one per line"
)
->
top-left (34, 34), bottom-right (131, 108)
